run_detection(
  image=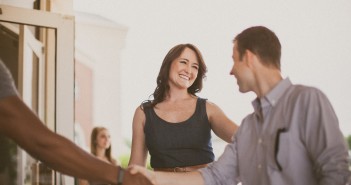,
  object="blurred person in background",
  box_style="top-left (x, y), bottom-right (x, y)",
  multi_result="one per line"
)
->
top-left (79, 126), bottom-right (118, 185)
